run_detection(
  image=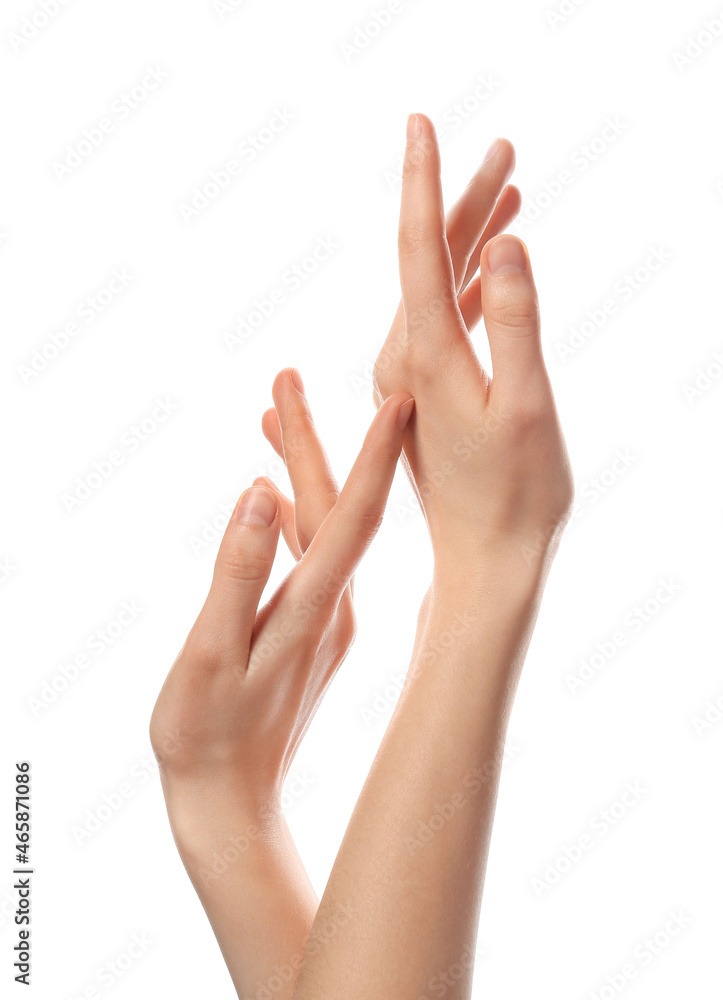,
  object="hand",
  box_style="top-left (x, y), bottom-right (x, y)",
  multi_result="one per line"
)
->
top-left (373, 115), bottom-right (574, 577)
top-left (149, 370), bottom-right (414, 831)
